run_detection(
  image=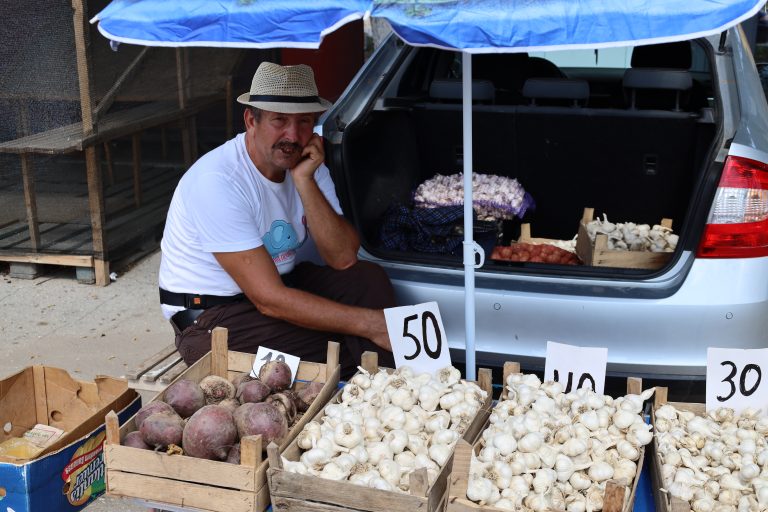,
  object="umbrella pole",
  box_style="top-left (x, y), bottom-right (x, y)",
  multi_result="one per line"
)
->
top-left (462, 52), bottom-right (478, 382)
